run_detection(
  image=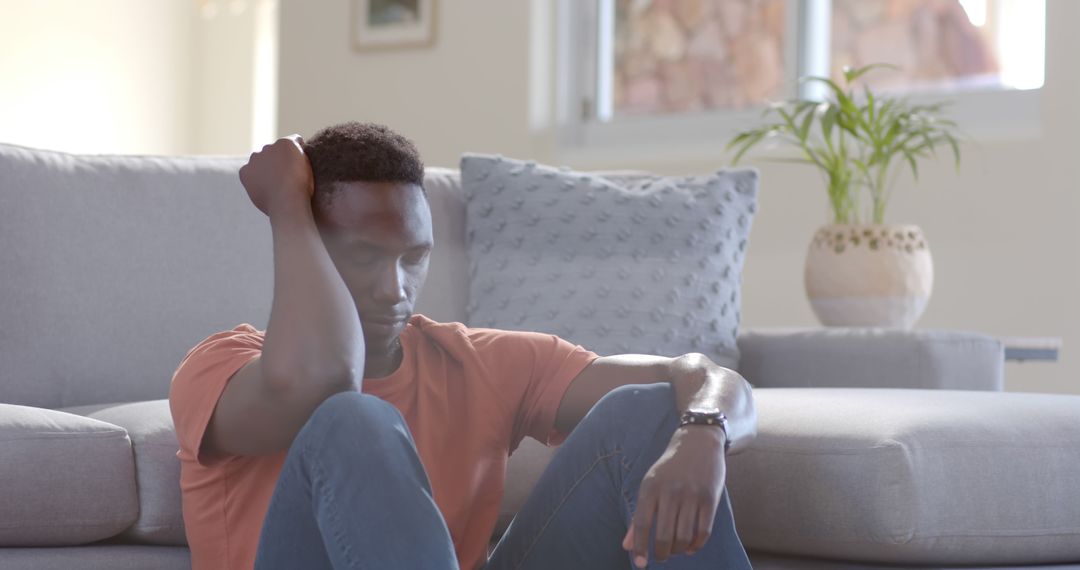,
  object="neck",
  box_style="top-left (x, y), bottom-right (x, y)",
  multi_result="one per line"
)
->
top-left (363, 336), bottom-right (403, 379)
